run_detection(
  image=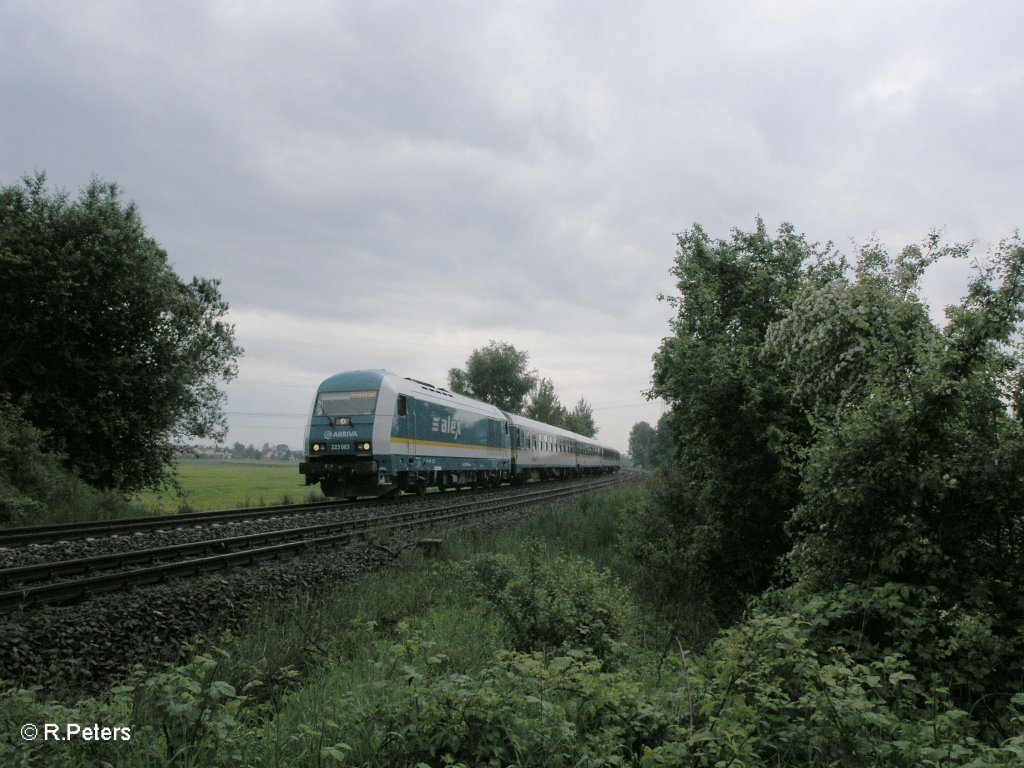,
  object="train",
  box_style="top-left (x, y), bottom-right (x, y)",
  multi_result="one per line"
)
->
top-left (299, 369), bottom-right (620, 498)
